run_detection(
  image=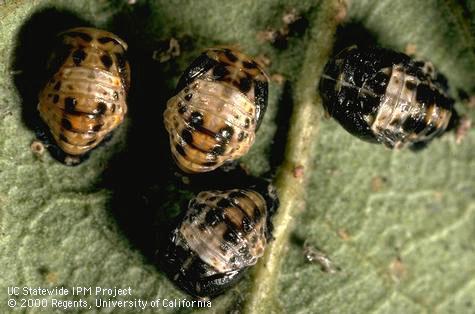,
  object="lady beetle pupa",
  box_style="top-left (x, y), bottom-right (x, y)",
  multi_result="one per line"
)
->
top-left (38, 27), bottom-right (130, 159)
top-left (158, 183), bottom-right (279, 298)
top-left (163, 48), bottom-right (269, 173)
top-left (319, 46), bottom-right (455, 149)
